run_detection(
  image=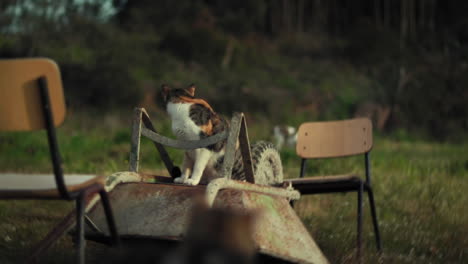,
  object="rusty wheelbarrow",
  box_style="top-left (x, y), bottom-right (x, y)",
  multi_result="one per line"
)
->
top-left (83, 108), bottom-right (329, 264)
